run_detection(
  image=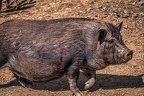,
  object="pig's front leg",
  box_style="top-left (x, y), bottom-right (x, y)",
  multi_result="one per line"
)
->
top-left (66, 59), bottom-right (83, 96)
